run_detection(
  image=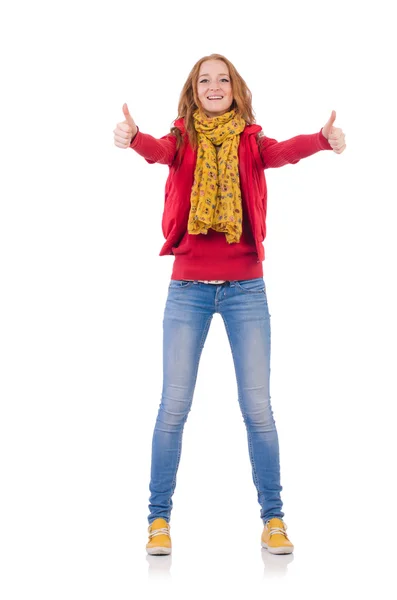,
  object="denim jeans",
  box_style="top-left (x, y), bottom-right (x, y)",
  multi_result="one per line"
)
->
top-left (148, 278), bottom-right (285, 526)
